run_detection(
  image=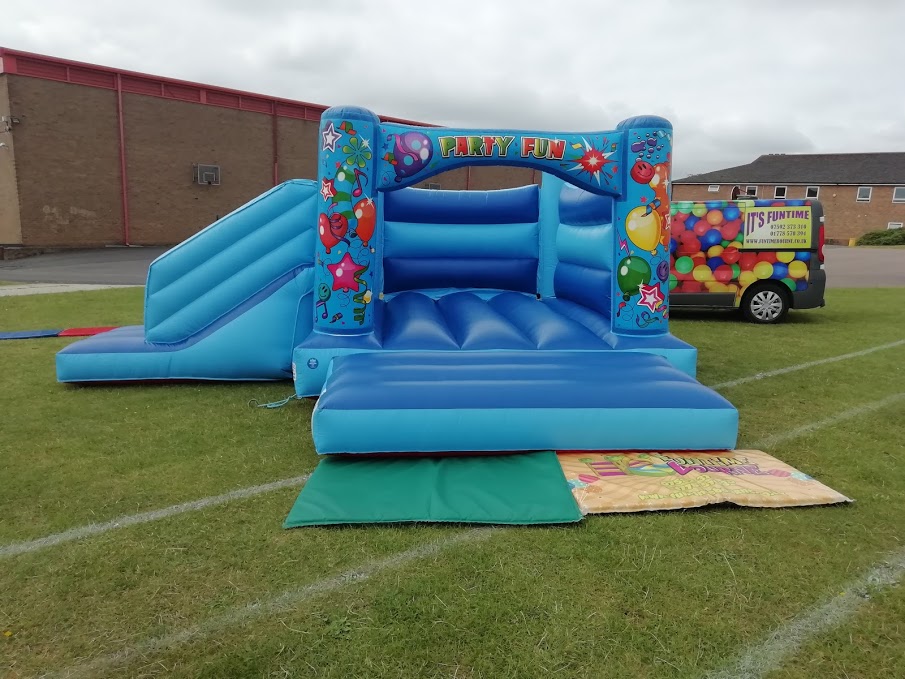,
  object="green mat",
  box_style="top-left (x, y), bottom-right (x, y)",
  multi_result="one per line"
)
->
top-left (284, 451), bottom-right (582, 527)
